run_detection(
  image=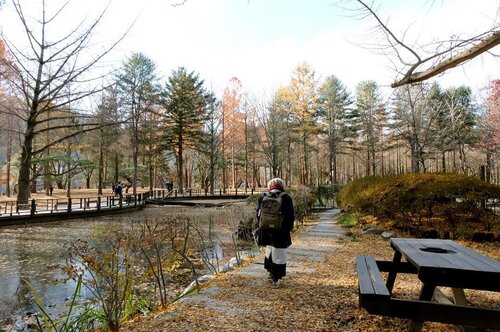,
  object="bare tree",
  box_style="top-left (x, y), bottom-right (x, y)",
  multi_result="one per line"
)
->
top-left (352, 0), bottom-right (500, 88)
top-left (199, 97), bottom-right (221, 195)
top-left (0, 0), bottom-right (128, 203)
top-left (390, 83), bottom-right (439, 173)
top-left (252, 93), bottom-right (288, 178)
